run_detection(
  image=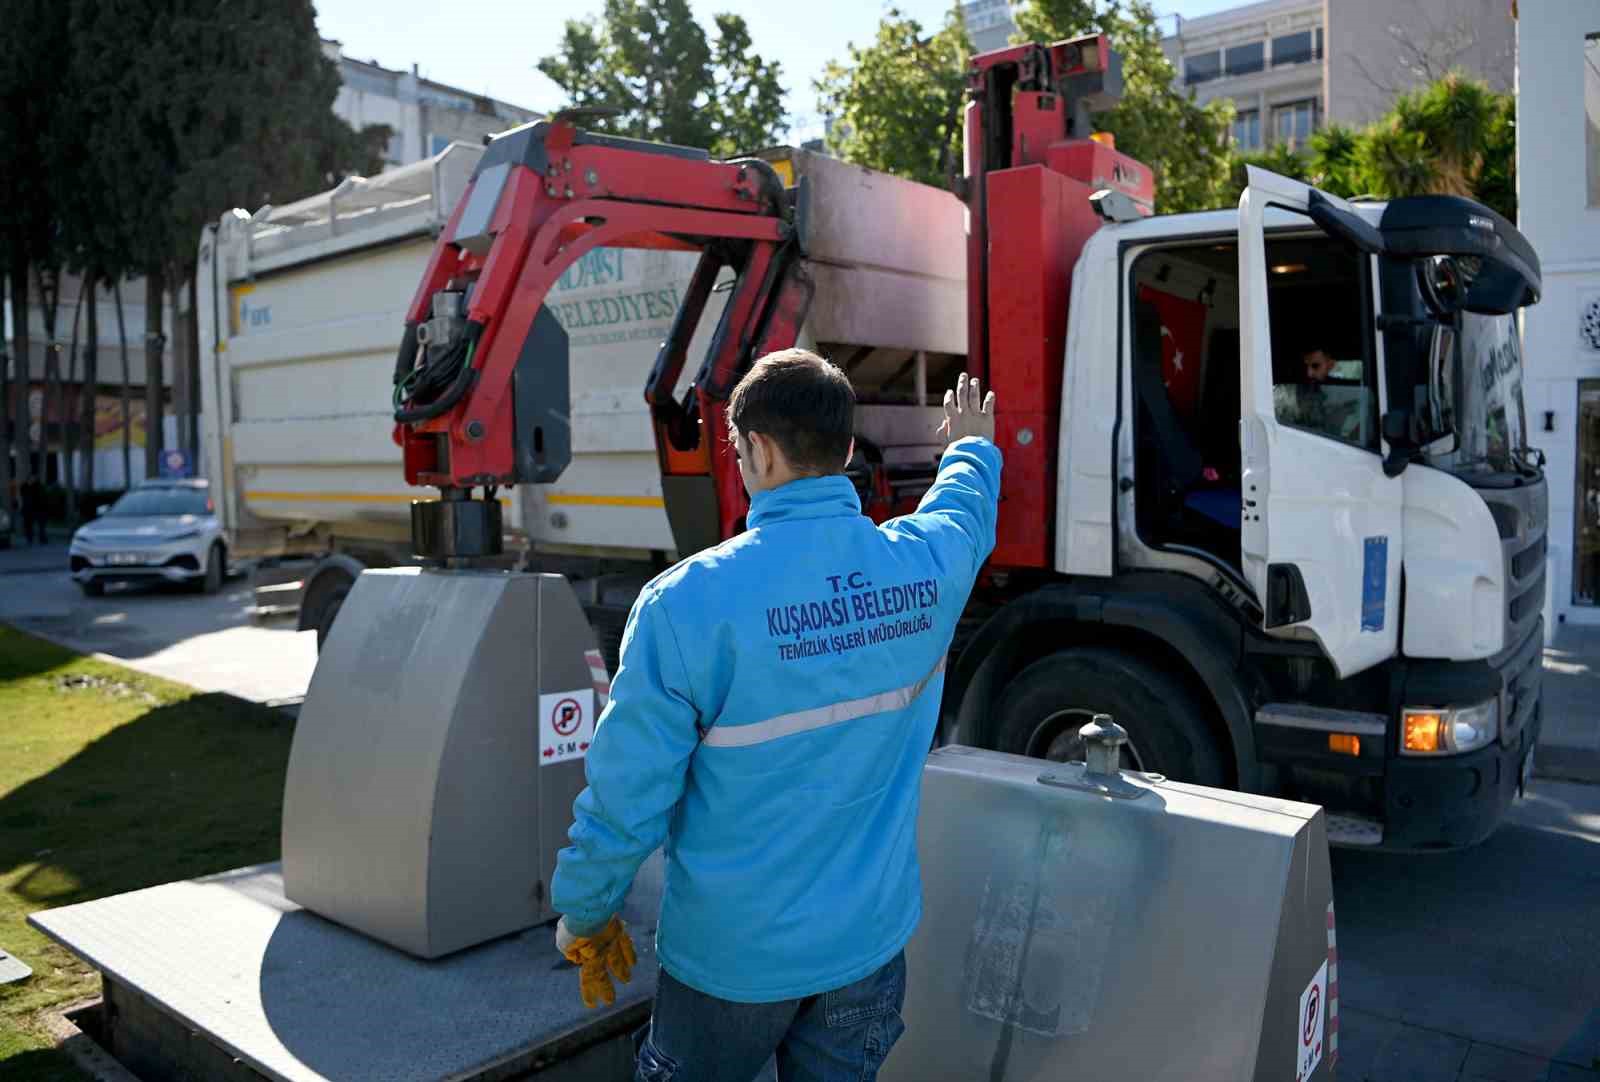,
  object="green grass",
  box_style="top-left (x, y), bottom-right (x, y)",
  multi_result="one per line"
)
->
top-left (0, 626), bottom-right (295, 1079)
